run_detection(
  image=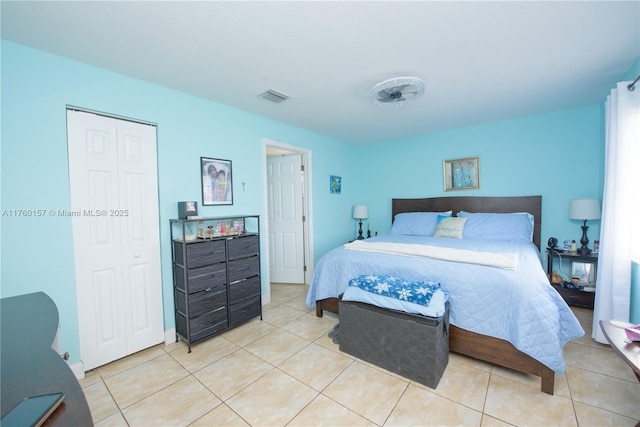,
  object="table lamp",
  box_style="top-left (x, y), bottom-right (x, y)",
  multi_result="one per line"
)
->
top-left (353, 205), bottom-right (368, 240)
top-left (569, 198), bottom-right (601, 255)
